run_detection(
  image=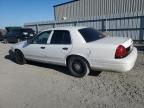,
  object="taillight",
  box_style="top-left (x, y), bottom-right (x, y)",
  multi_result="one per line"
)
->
top-left (115, 45), bottom-right (127, 59)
